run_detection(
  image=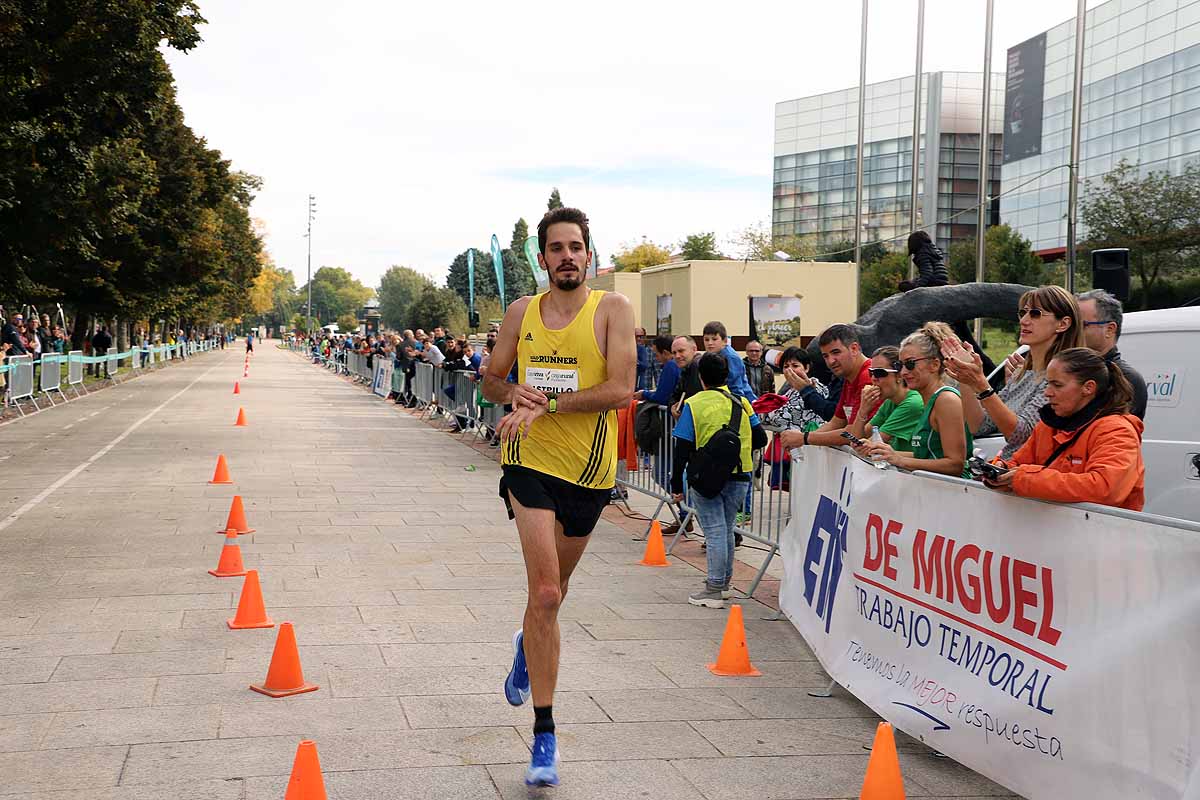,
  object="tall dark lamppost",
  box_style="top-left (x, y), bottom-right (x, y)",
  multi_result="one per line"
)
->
top-left (305, 194), bottom-right (317, 337)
